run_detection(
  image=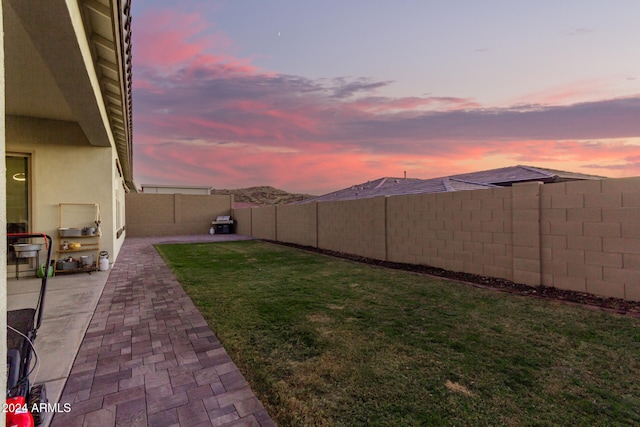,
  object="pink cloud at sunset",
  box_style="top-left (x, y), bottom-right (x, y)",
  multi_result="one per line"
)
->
top-left (132, 6), bottom-right (640, 195)
top-left (507, 79), bottom-right (622, 107)
top-left (134, 138), bottom-right (468, 195)
top-left (135, 10), bottom-right (238, 70)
